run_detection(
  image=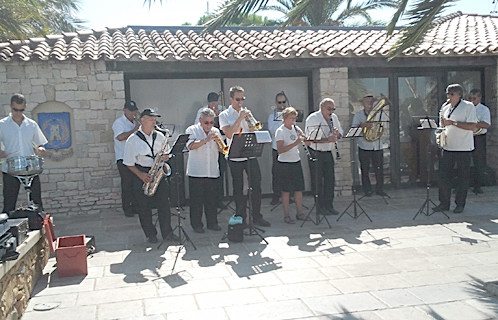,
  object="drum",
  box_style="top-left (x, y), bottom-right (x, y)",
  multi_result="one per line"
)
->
top-left (6, 156), bottom-right (44, 176)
